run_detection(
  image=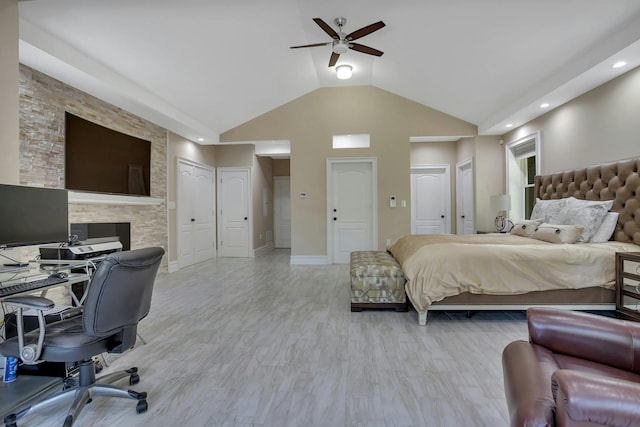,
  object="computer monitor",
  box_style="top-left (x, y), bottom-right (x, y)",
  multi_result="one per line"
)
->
top-left (0, 184), bottom-right (69, 248)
